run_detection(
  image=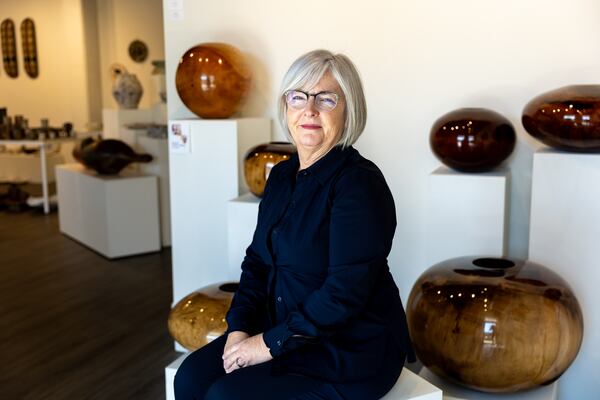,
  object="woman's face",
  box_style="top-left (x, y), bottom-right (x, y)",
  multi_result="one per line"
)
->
top-left (286, 72), bottom-right (345, 154)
